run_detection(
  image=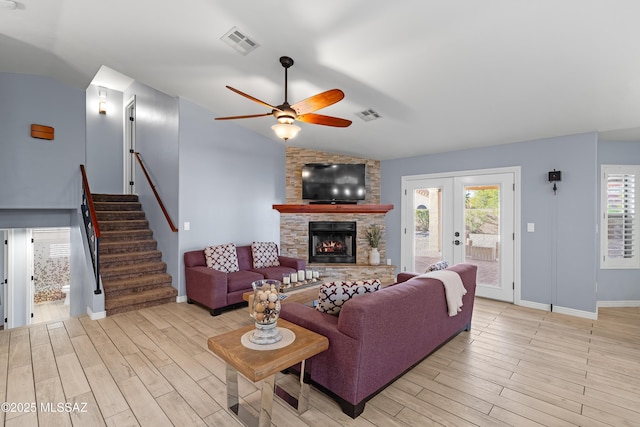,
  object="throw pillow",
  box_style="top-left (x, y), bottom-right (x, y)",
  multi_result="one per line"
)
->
top-left (204, 243), bottom-right (239, 273)
top-left (425, 260), bottom-right (449, 272)
top-left (316, 279), bottom-right (381, 315)
top-left (251, 242), bottom-right (281, 268)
